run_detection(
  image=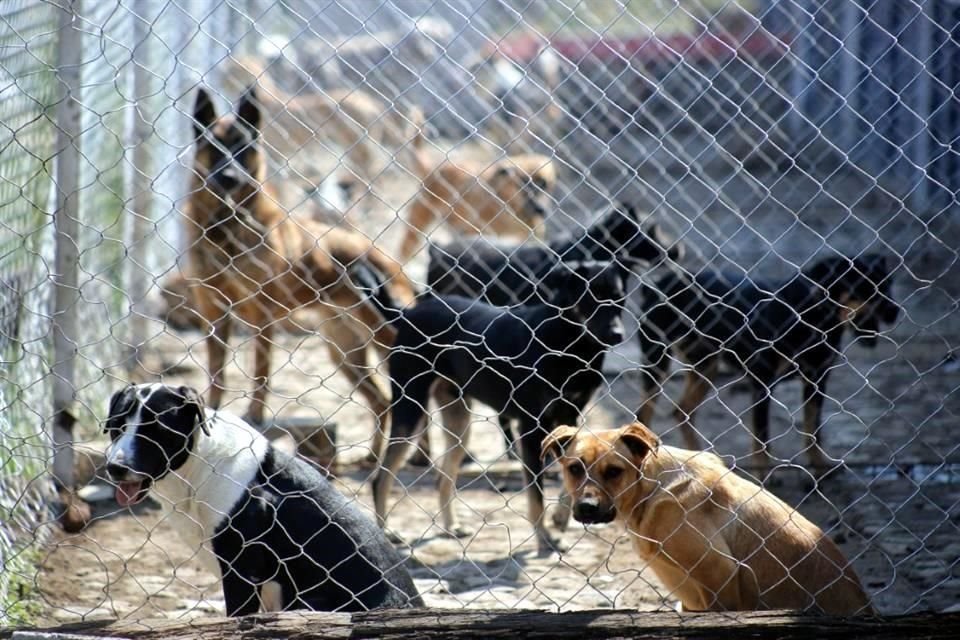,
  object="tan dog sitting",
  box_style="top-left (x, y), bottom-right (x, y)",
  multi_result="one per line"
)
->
top-left (542, 423), bottom-right (874, 614)
top-left (397, 133), bottom-right (557, 262)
